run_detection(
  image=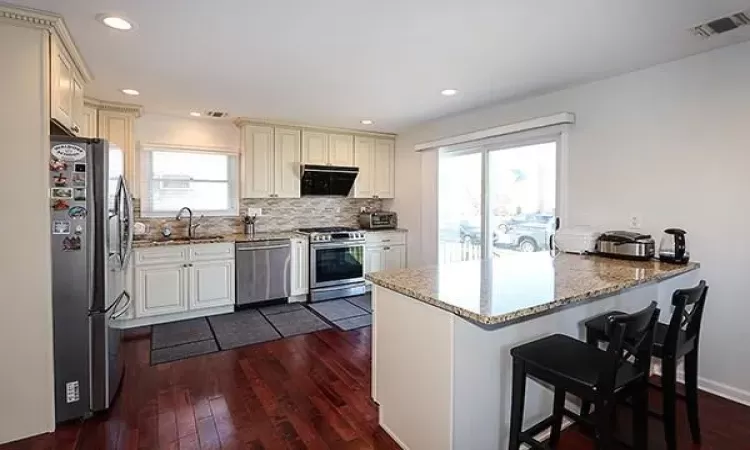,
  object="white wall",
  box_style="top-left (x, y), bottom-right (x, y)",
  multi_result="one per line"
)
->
top-left (393, 41), bottom-right (750, 404)
top-left (136, 113), bottom-right (240, 150)
top-left (0, 23), bottom-right (56, 443)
